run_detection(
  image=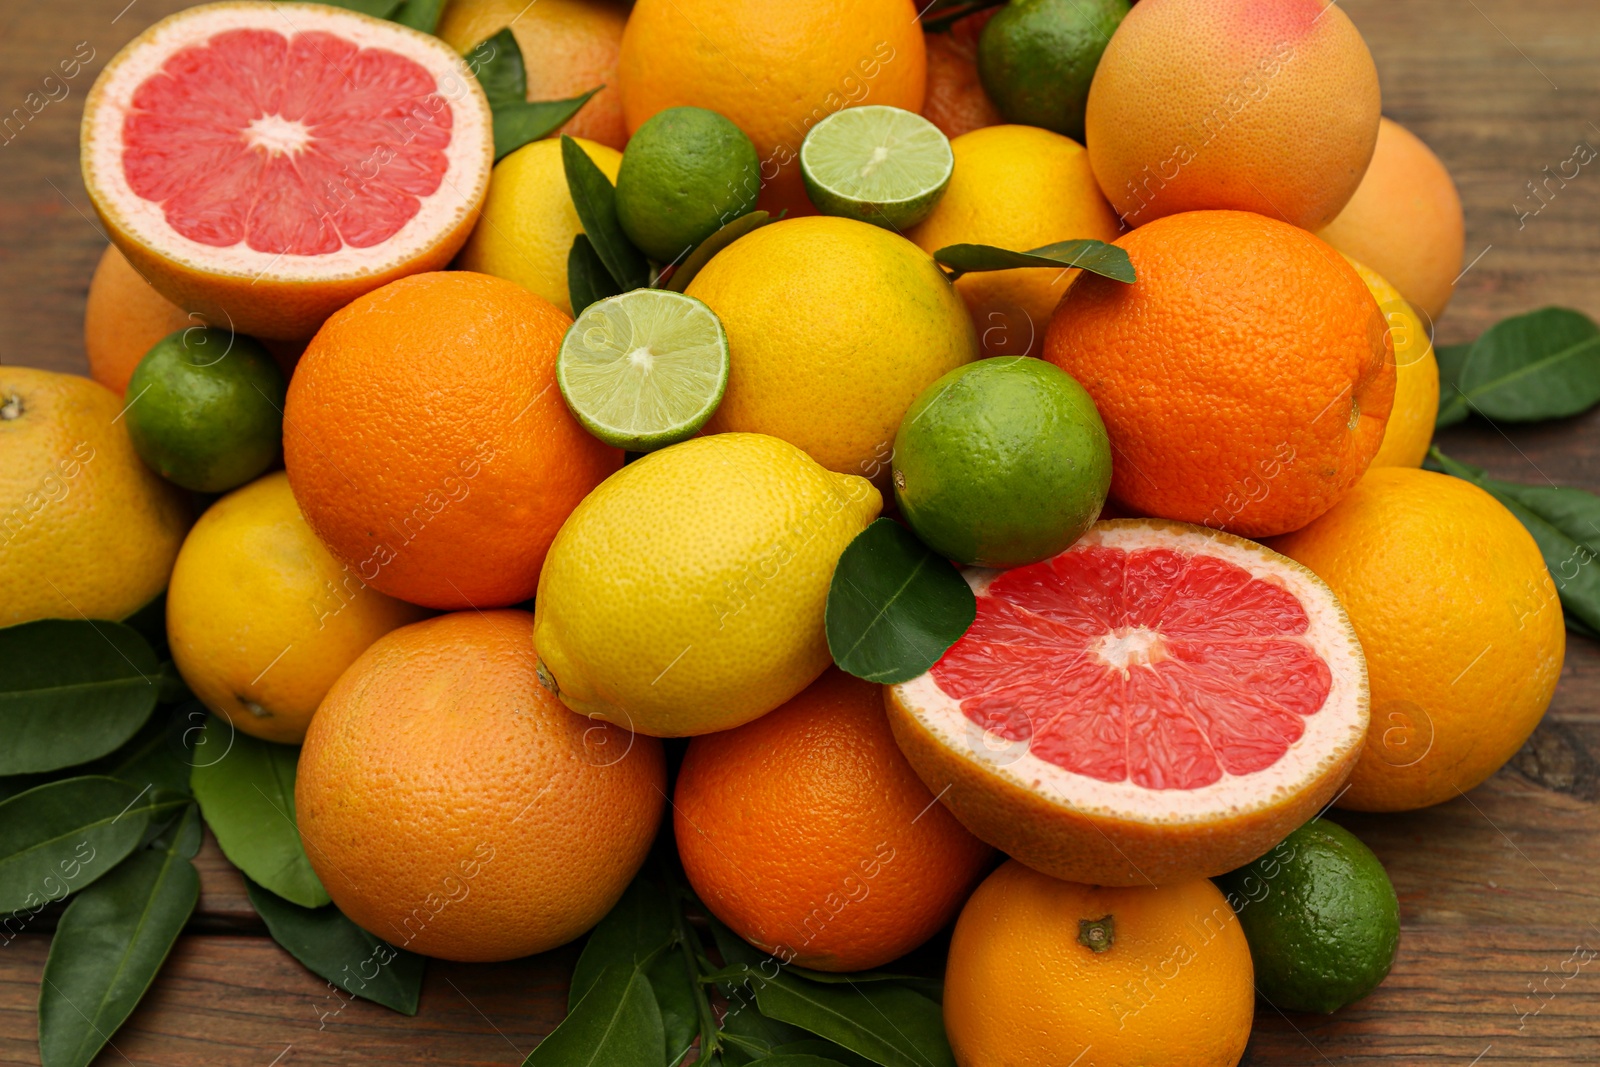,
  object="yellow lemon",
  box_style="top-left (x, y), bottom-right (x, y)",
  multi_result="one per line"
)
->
top-left (166, 472), bottom-right (427, 744)
top-left (0, 367), bottom-right (189, 627)
top-left (454, 136), bottom-right (620, 314)
top-left (533, 433), bottom-right (881, 737)
top-left (1345, 256), bottom-right (1439, 468)
top-left (686, 216), bottom-right (977, 480)
top-left (906, 125), bottom-right (1122, 358)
